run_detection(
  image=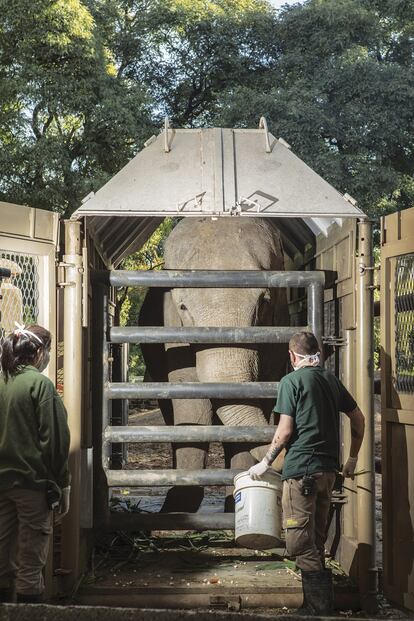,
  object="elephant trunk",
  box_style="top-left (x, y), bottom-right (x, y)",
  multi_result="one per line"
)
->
top-left (196, 346), bottom-right (270, 510)
top-left (196, 346), bottom-right (268, 427)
